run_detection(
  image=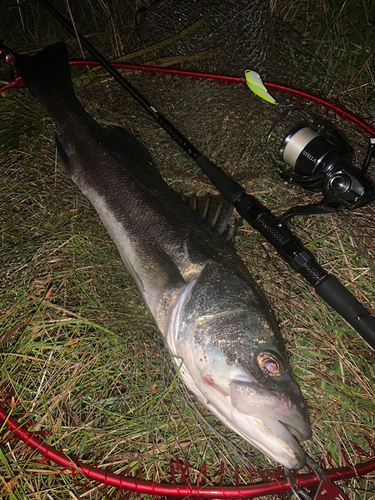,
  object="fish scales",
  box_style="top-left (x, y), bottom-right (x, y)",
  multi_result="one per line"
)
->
top-left (14, 42), bottom-right (311, 470)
